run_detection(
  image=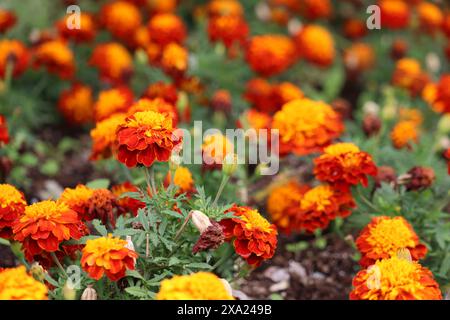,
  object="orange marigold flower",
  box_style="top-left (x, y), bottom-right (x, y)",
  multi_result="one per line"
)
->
top-left (356, 216), bottom-right (427, 268)
top-left (273, 82), bottom-right (304, 108)
top-left (0, 184), bottom-right (26, 239)
top-left (210, 89), bottom-right (232, 113)
top-left (111, 182), bottom-right (145, 215)
top-left (12, 200), bottom-right (85, 261)
top-left (379, 0), bottom-right (410, 29)
top-left (350, 255), bottom-right (442, 300)
top-left (58, 83), bottom-right (94, 125)
top-left (299, 0), bottom-right (332, 20)
top-left (245, 35), bottom-right (297, 77)
top-left (147, 13), bottom-right (187, 47)
top-left (344, 42), bottom-right (376, 74)
top-left (90, 113), bottom-right (127, 160)
top-left (127, 98), bottom-right (179, 127)
top-left (157, 272), bottom-right (234, 300)
top-left (166, 166), bottom-right (195, 194)
top-left (33, 39), bottom-right (75, 79)
top-left (417, 2), bottom-right (443, 33)
top-left (0, 39), bottom-right (29, 78)
top-left (86, 189), bottom-right (120, 226)
top-left (59, 184), bottom-right (95, 219)
top-left (244, 78), bottom-right (277, 113)
top-left (298, 184), bottom-right (355, 233)
top-left (399, 107), bottom-right (423, 124)
top-left (314, 143), bottom-right (377, 192)
top-left (128, 25), bottom-right (151, 49)
top-left (221, 205), bottom-right (278, 267)
top-left (343, 19), bottom-right (367, 39)
top-left (208, 0), bottom-right (243, 18)
top-left (392, 58), bottom-right (429, 96)
top-left (202, 132), bottom-right (234, 167)
top-left (267, 181), bottom-right (310, 234)
top-left (81, 234), bottom-right (138, 281)
top-left (0, 115), bottom-right (9, 145)
top-left (0, 266), bottom-right (48, 300)
top-left (390, 120), bottom-right (419, 149)
top-left (142, 81), bottom-right (178, 106)
top-left (56, 12), bottom-right (96, 42)
top-left (295, 25), bottom-right (335, 67)
top-left (117, 111), bottom-right (182, 168)
top-left (89, 43), bottom-right (133, 85)
top-left (0, 9), bottom-right (16, 34)
top-left (208, 15), bottom-right (249, 49)
top-left (94, 87), bottom-right (134, 122)
top-left (272, 98), bottom-right (344, 156)
top-left (160, 42), bottom-right (188, 77)
top-left (240, 109), bottom-right (272, 131)
top-left (100, 1), bottom-right (142, 40)
top-left (148, 0), bottom-right (178, 14)
top-left (422, 74), bottom-right (450, 114)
